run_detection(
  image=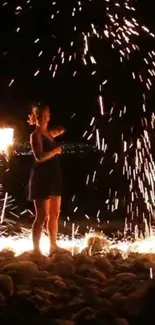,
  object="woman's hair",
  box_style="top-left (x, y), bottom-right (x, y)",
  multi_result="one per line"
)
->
top-left (28, 104), bottom-right (50, 126)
